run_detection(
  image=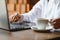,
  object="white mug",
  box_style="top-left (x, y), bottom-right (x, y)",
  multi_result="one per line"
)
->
top-left (34, 18), bottom-right (48, 30)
